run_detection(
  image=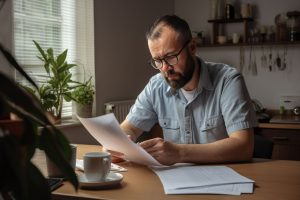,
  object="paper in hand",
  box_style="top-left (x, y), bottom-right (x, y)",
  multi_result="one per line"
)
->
top-left (78, 113), bottom-right (162, 166)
